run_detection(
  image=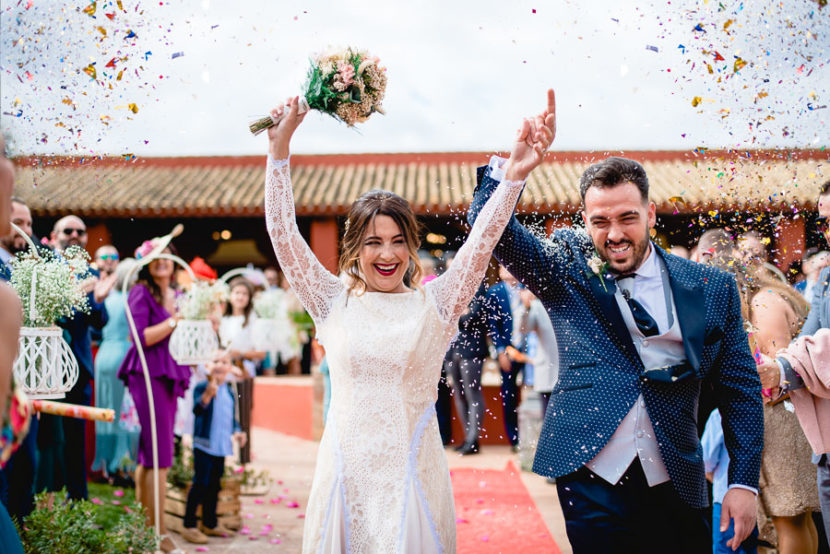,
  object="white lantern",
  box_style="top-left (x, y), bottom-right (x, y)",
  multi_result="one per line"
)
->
top-left (168, 319), bottom-right (218, 365)
top-left (252, 318), bottom-right (282, 353)
top-left (13, 326), bottom-right (79, 399)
